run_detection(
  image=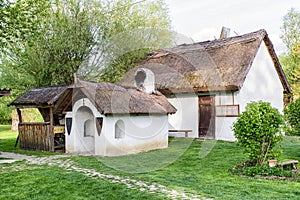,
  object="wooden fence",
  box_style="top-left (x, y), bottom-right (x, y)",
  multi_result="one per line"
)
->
top-left (18, 122), bottom-right (54, 151)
